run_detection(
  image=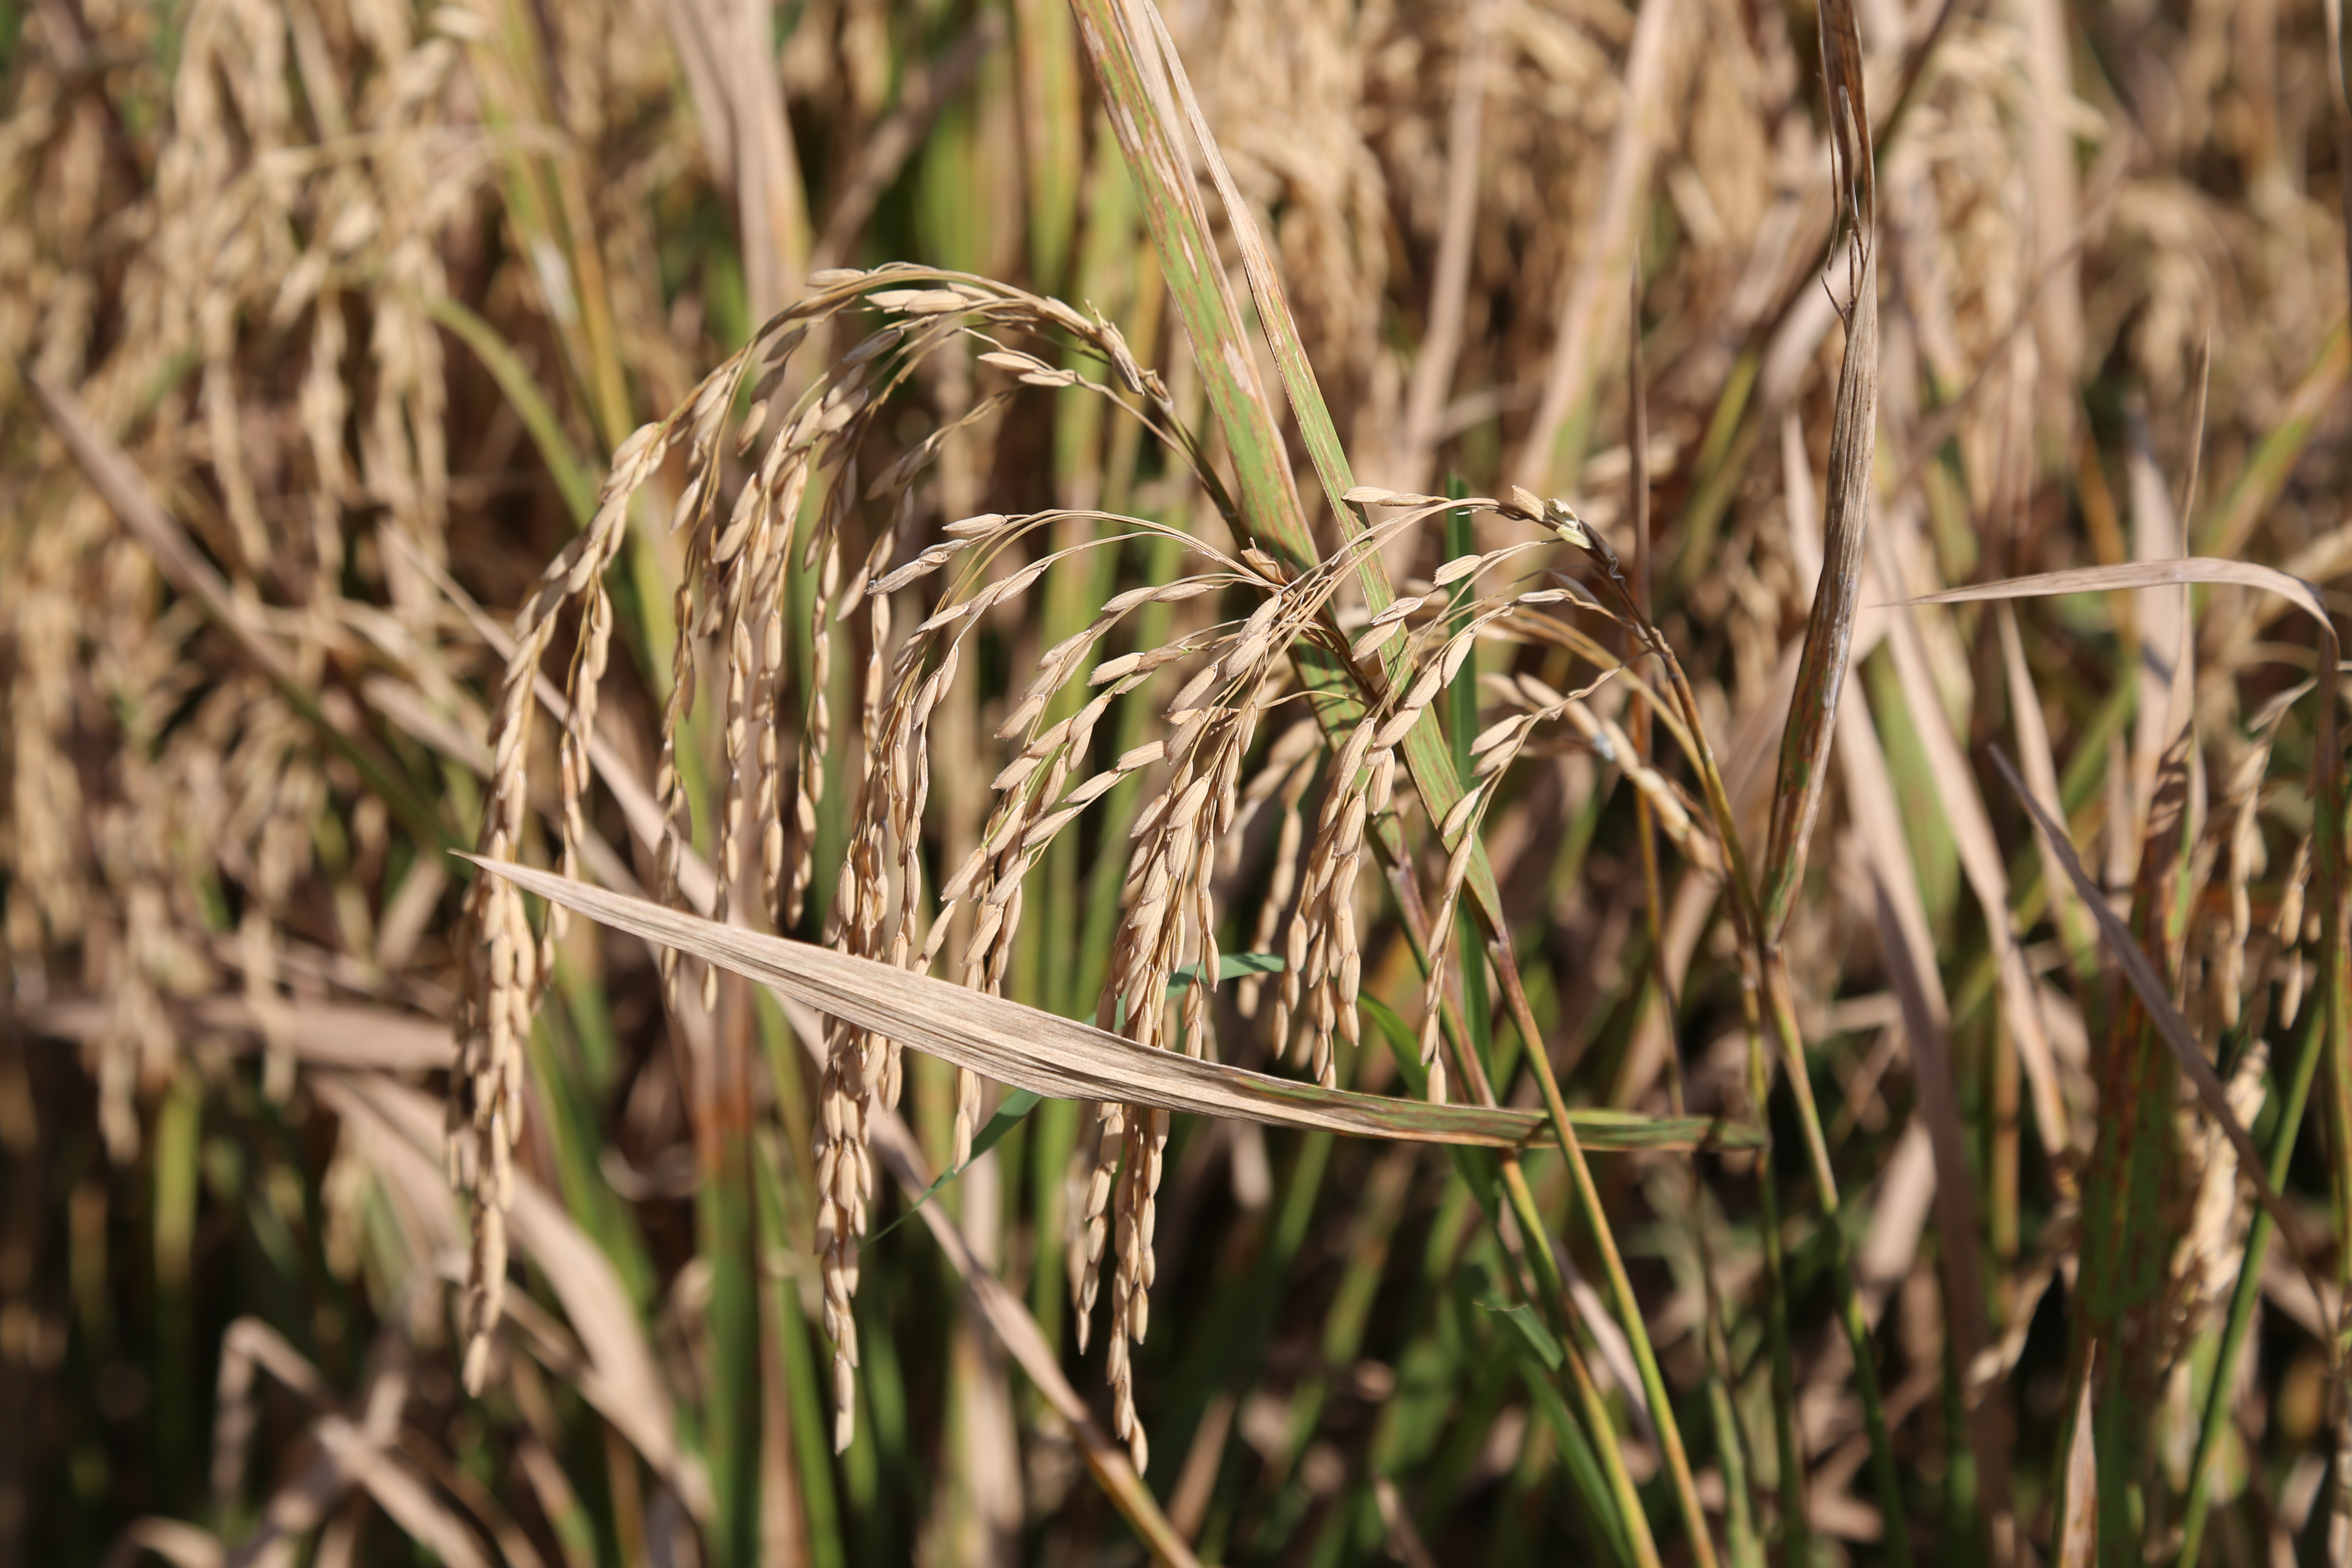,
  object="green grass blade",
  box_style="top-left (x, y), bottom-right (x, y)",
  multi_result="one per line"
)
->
top-left (863, 1089), bottom-right (1042, 1246)
top-left (420, 294), bottom-right (600, 527)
